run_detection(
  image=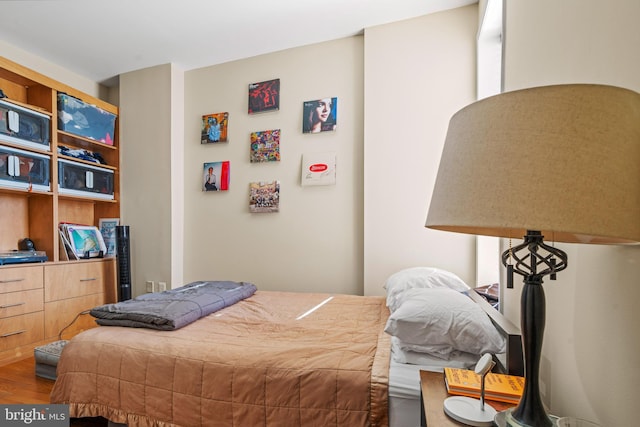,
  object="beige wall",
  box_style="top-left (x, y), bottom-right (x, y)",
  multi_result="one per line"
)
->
top-left (363, 5), bottom-right (478, 296)
top-left (503, 1), bottom-right (640, 425)
top-left (182, 36), bottom-right (365, 294)
top-left (119, 64), bottom-right (176, 294)
top-left (122, 5), bottom-right (479, 297)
